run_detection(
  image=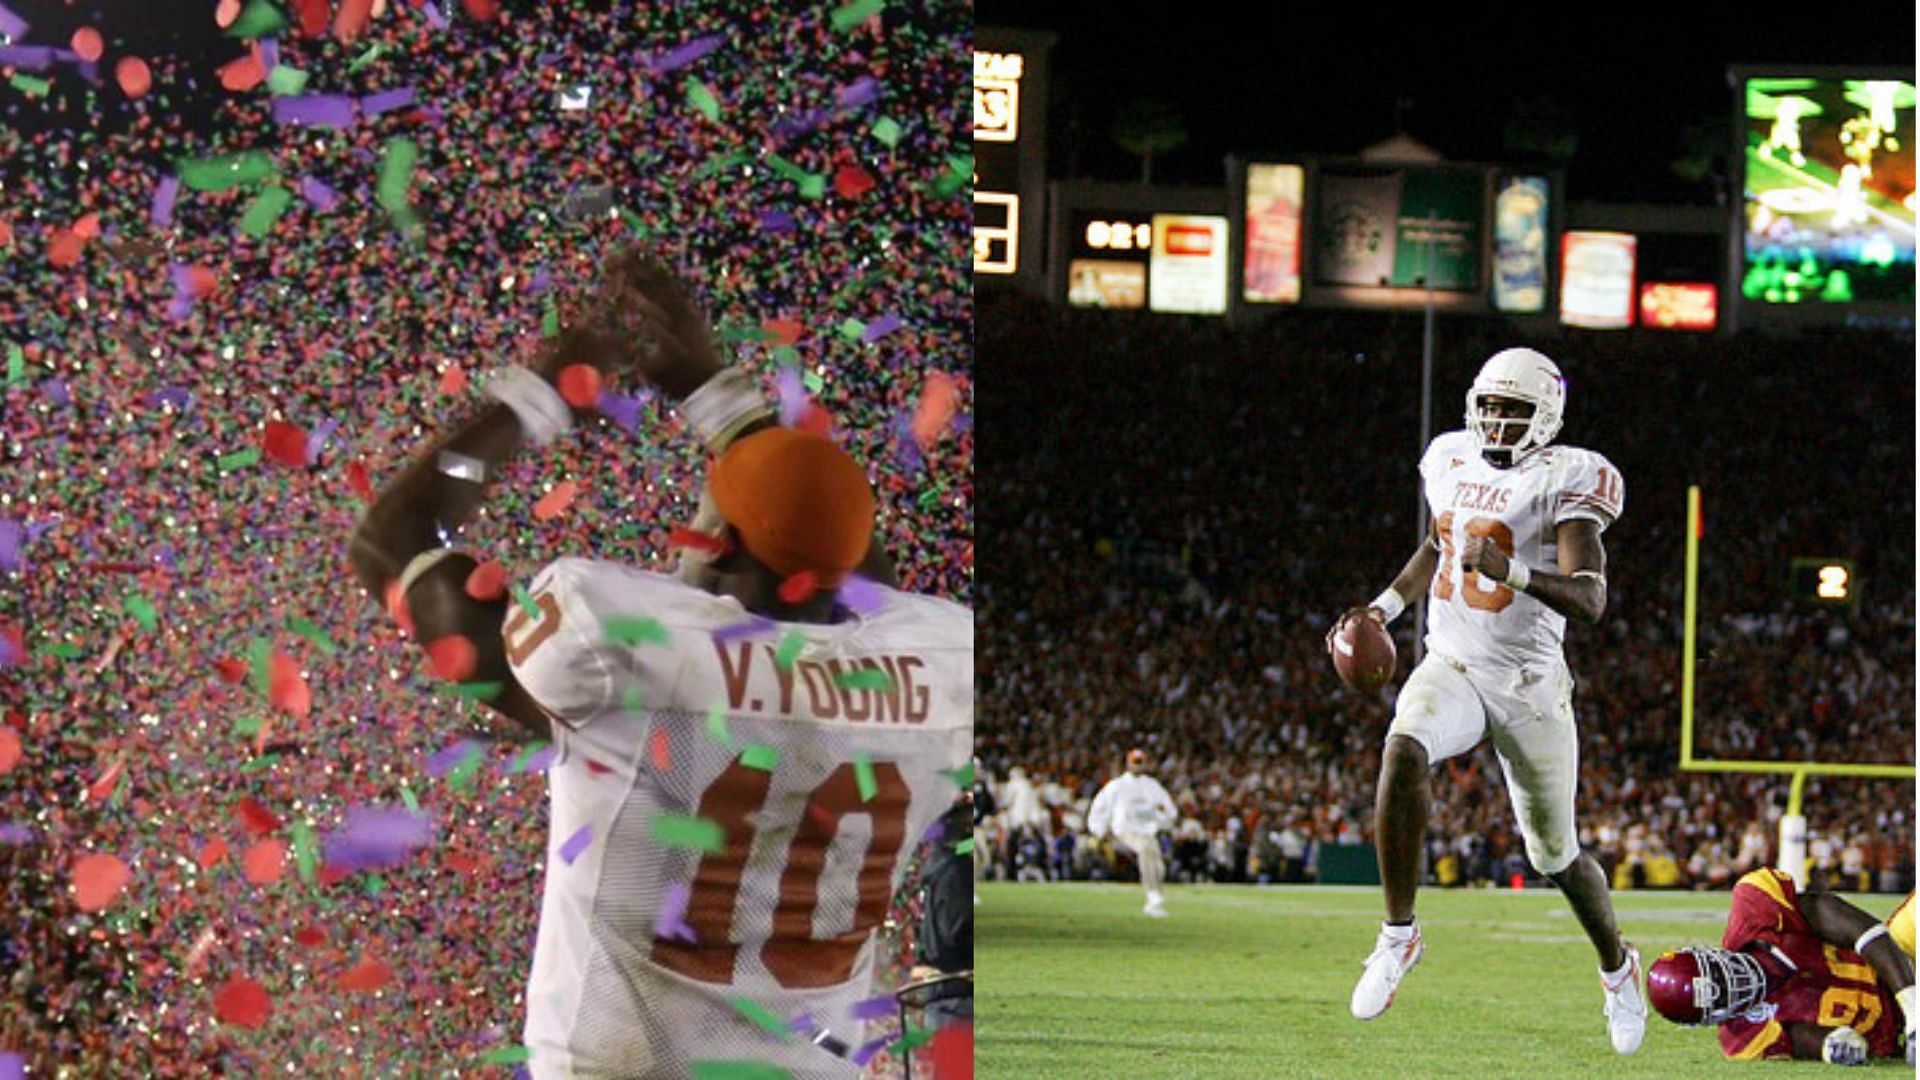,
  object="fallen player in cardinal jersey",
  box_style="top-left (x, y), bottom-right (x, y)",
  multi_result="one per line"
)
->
top-left (1647, 869), bottom-right (1915, 1065)
top-left (349, 246), bottom-right (973, 1077)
